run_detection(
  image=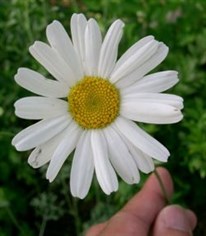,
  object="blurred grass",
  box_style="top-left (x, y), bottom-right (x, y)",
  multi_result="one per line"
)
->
top-left (1, 0), bottom-right (206, 235)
